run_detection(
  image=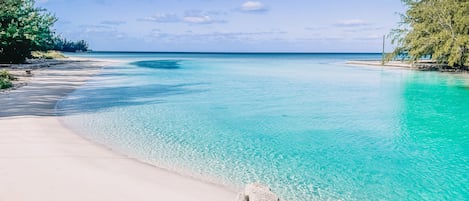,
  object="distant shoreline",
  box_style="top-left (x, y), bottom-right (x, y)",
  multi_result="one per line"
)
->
top-left (347, 60), bottom-right (469, 73)
top-left (77, 51), bottom-right (383, 54)
top-left (346, 60), bottom-right (412, 68)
